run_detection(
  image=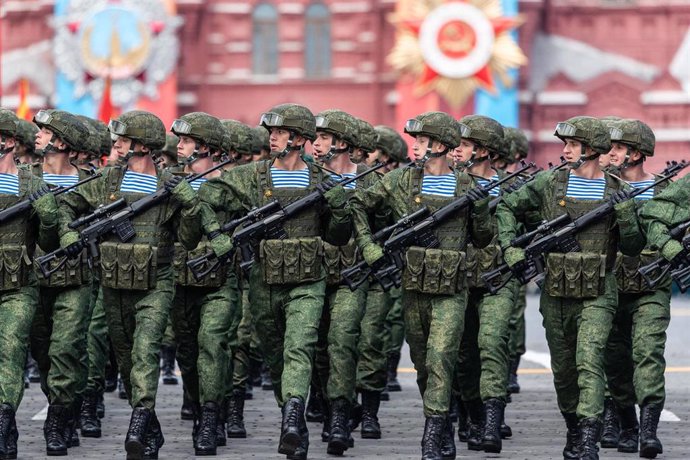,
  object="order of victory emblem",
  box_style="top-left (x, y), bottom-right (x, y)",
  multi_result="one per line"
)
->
top-left (54, 0), bottom-right (181, 108)
top-left (388, 0), bottom-right (527, 108)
